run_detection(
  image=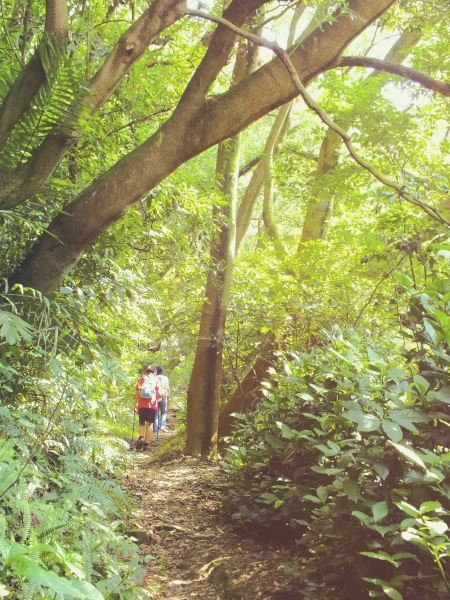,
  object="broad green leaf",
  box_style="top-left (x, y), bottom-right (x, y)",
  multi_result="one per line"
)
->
top-left (435, 387), bottom-right (450, 404)
top-left (382, 585), bottom-right (403, 600)
top-left (371, 525), bottom-right (392, 537)
top-left (360, 551), bottom-right (399, 566)
top-left (389, 442), bottom-right (426, 468)
top-left (343, 478), bottom-right (360, 502)
top-left (358, 414), bottom-right (382, 432)
top-left (352, 511), bottom-right (370, 523)
top-left (260, 493), bottom-right (279, 503)
top-left (317, 486), bottom-right (328, 503)
top-left (382, 420), bottom-right (403, 442)
top-left (413, 375), bottom-right (429, 395)
top-left (419, 501), bottom-right (441, 514)
top-left (374, 463), bottom-right (389, 480)
top-left (372, 501), bottom-right (388, 523)
top-left (427, 521), bottom-right (448, 536)
top-left (276, 422), bottom-right (295, 440)
top-left (303, 494), bottom-right (322, 504)
top-left (396, 502), bottom-right (420, 518)
top-left (387, 367), bottom-right (408, 383)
